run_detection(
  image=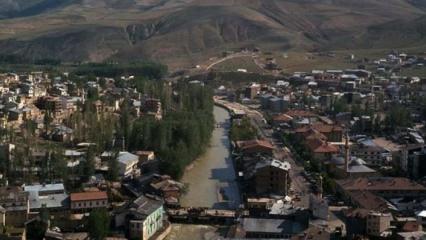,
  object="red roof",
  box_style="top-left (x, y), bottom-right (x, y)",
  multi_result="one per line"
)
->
top-left (305, 138), bottom-right (339, 153)
top-left (402, 221), bottom-right (421, 232)
top-left (70, 191), bottom-right (108, 202)
top-left (285, 110), bottom-right (317, 118)
top-left (295, 123), bottom-right (343, 134)
top-left (235, 139), bottom-right (274, 151)
top-left (272, 114), bottom-right (293, 122)
top-left (337, 177), bottom-right (426, 192)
